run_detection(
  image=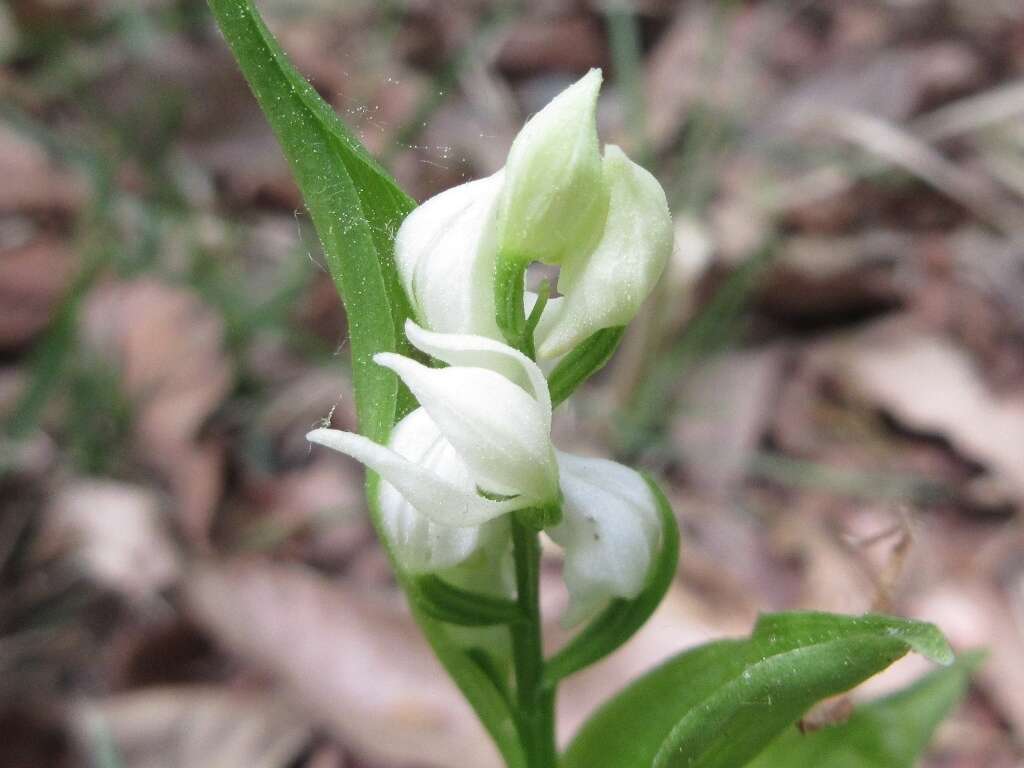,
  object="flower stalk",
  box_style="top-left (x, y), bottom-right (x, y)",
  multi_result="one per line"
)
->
top-left (510, 517), bottom-right (557, 767)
